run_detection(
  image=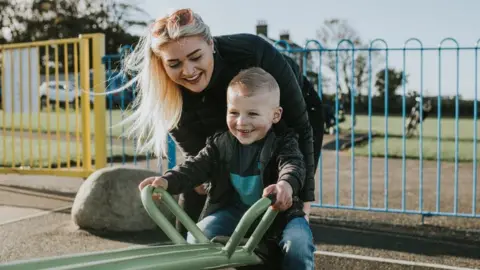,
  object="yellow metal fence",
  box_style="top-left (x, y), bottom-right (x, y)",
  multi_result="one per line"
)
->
top-left (0, 34), bottom-right (106, 178)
